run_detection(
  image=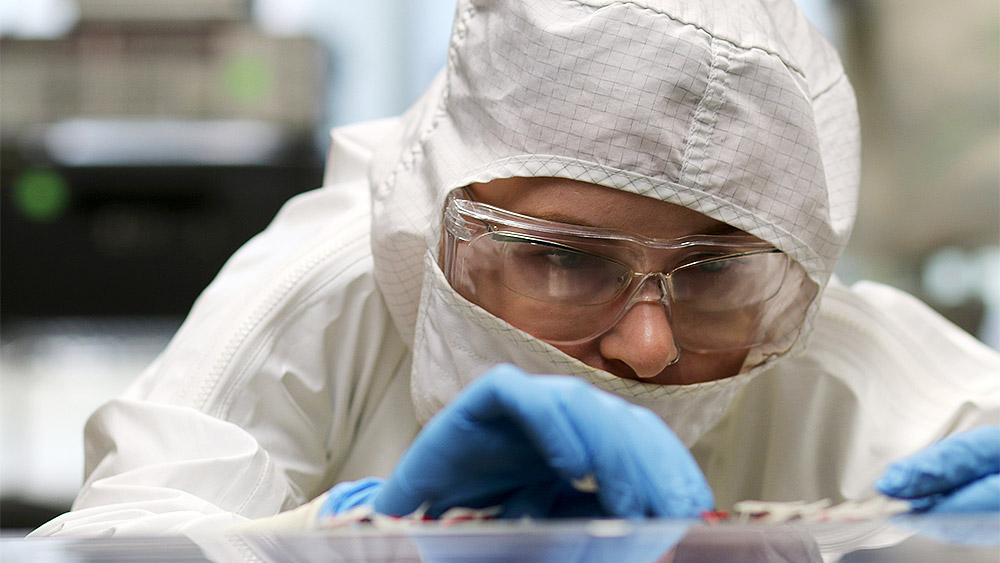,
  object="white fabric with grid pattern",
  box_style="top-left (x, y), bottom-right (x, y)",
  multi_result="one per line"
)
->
top-left (368, 0), bottom-right (860, 431)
